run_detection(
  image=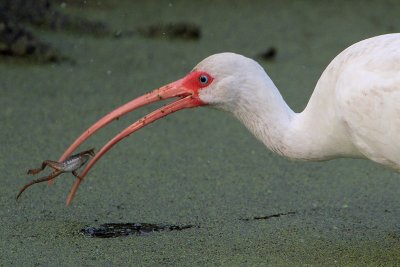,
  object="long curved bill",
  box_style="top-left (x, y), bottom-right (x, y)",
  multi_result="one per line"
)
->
top-left (58, 76), bottom-right (205, 205)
